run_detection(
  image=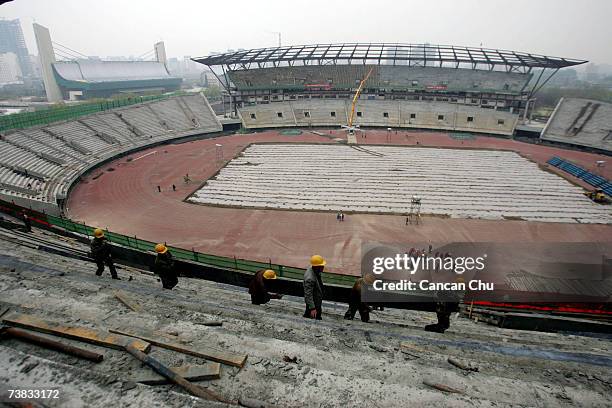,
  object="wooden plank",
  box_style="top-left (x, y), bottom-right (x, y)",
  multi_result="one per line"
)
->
top-left (125, 343), bottom-right (230, 403)
top-left (423, 380), bottom-right (464, 394)
top-left (111, 328), bottom-right (247, 368)
top-left (133, 363), bottom-right (221, 385)
top-left (114, 290), bottom-right (142, 313)
top-left (2, 313), bottom-right (150, 353)
top-left (4, 327), bottom-right (104, 362)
